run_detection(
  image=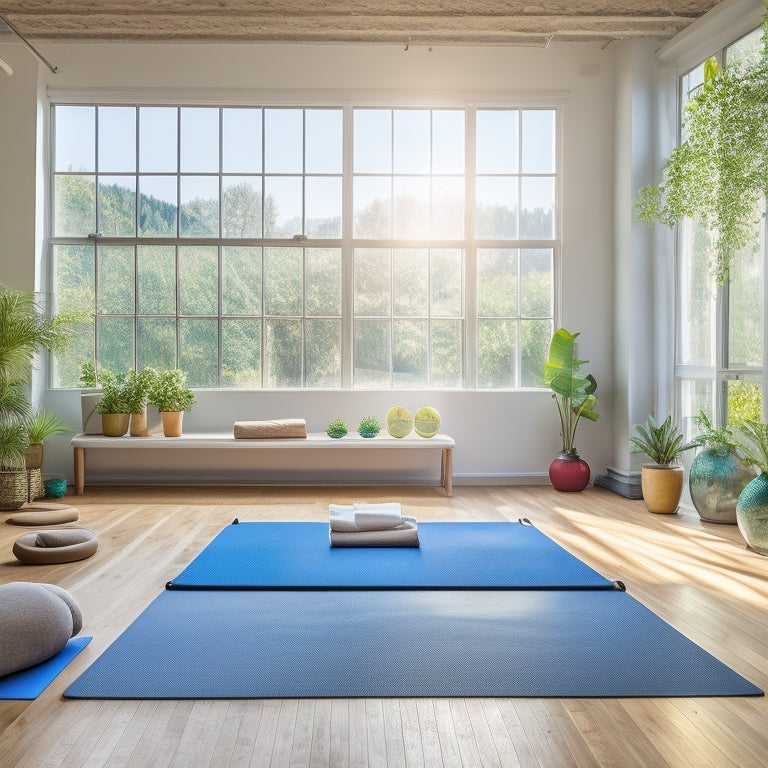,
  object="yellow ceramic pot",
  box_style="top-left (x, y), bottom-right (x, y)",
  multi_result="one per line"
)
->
top-left (641, 464), bottom-right (685, 514)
